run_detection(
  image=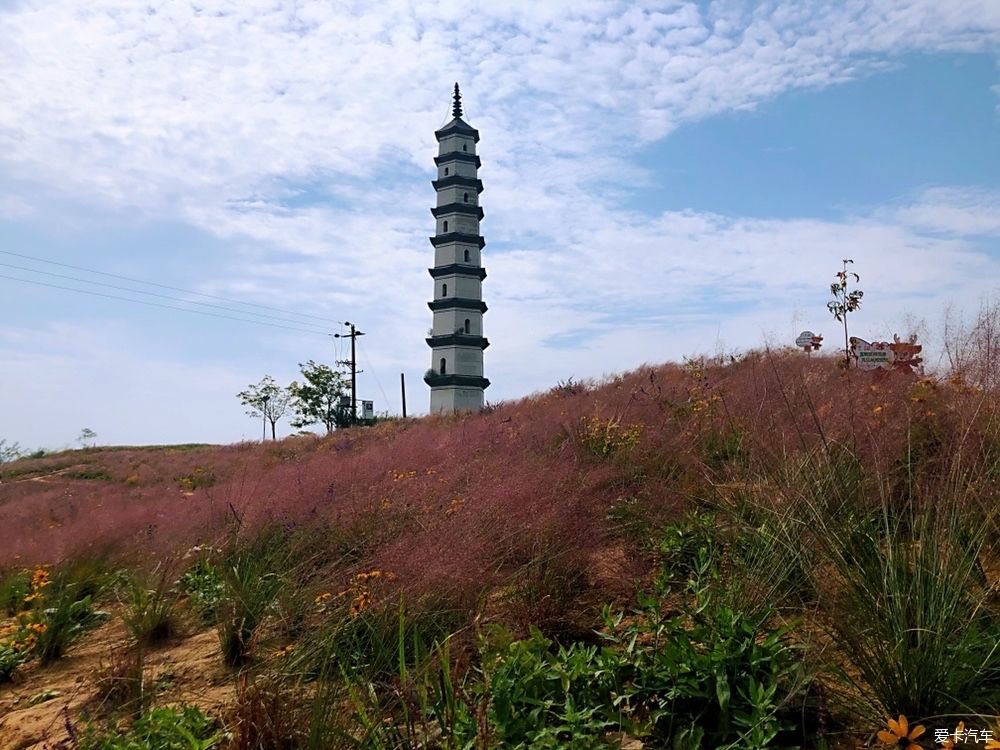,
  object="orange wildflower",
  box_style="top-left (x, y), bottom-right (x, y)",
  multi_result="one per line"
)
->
top-left (878, 715), bottom-right (925, 750)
